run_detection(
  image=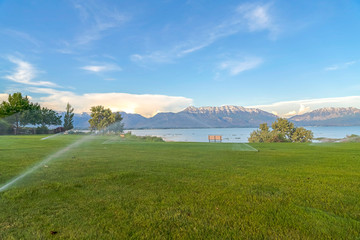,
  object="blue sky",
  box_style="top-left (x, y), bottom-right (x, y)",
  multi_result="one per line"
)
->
top-left (1, 0), bottom-right (360, 117)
